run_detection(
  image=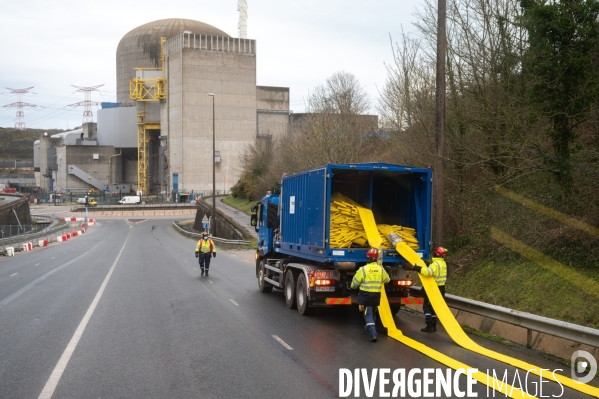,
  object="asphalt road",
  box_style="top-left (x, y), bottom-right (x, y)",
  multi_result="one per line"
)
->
top-left (0, 216), bottom-right (595, 399)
